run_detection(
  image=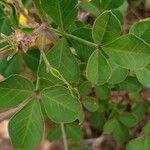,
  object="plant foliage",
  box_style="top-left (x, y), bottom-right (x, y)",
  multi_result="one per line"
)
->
top-left (0, 0), bottom-right (149, 150)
